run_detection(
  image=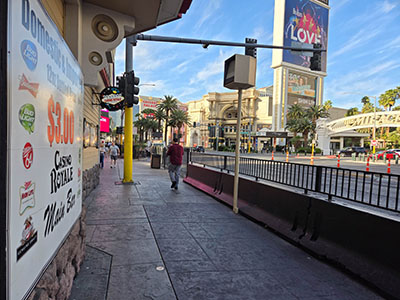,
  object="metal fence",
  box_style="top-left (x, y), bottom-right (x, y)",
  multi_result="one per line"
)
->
top-left (189, 152), bottom-right (400, 213)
